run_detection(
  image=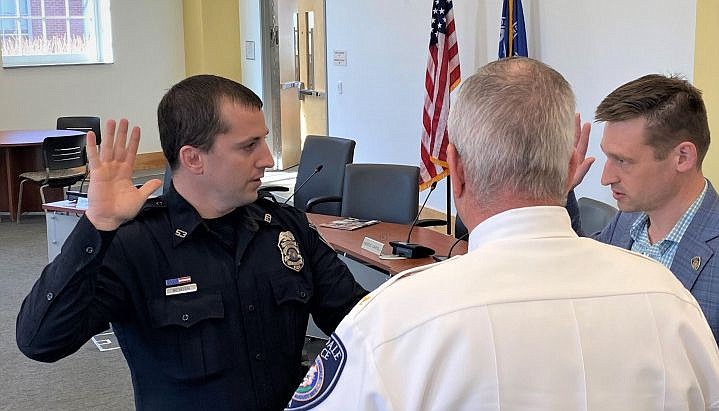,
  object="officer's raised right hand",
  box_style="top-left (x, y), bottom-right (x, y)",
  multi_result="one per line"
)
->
top-left (84, 119), bottom-right (162, 231)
